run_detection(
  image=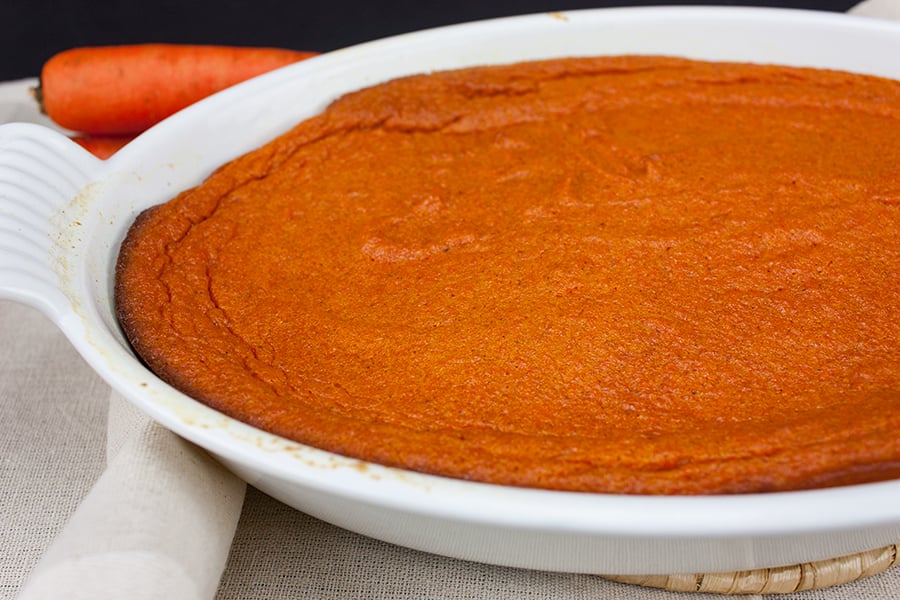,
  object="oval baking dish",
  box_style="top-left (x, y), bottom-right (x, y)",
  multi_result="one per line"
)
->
top-left (1, 6), bottom-right (899, 576)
